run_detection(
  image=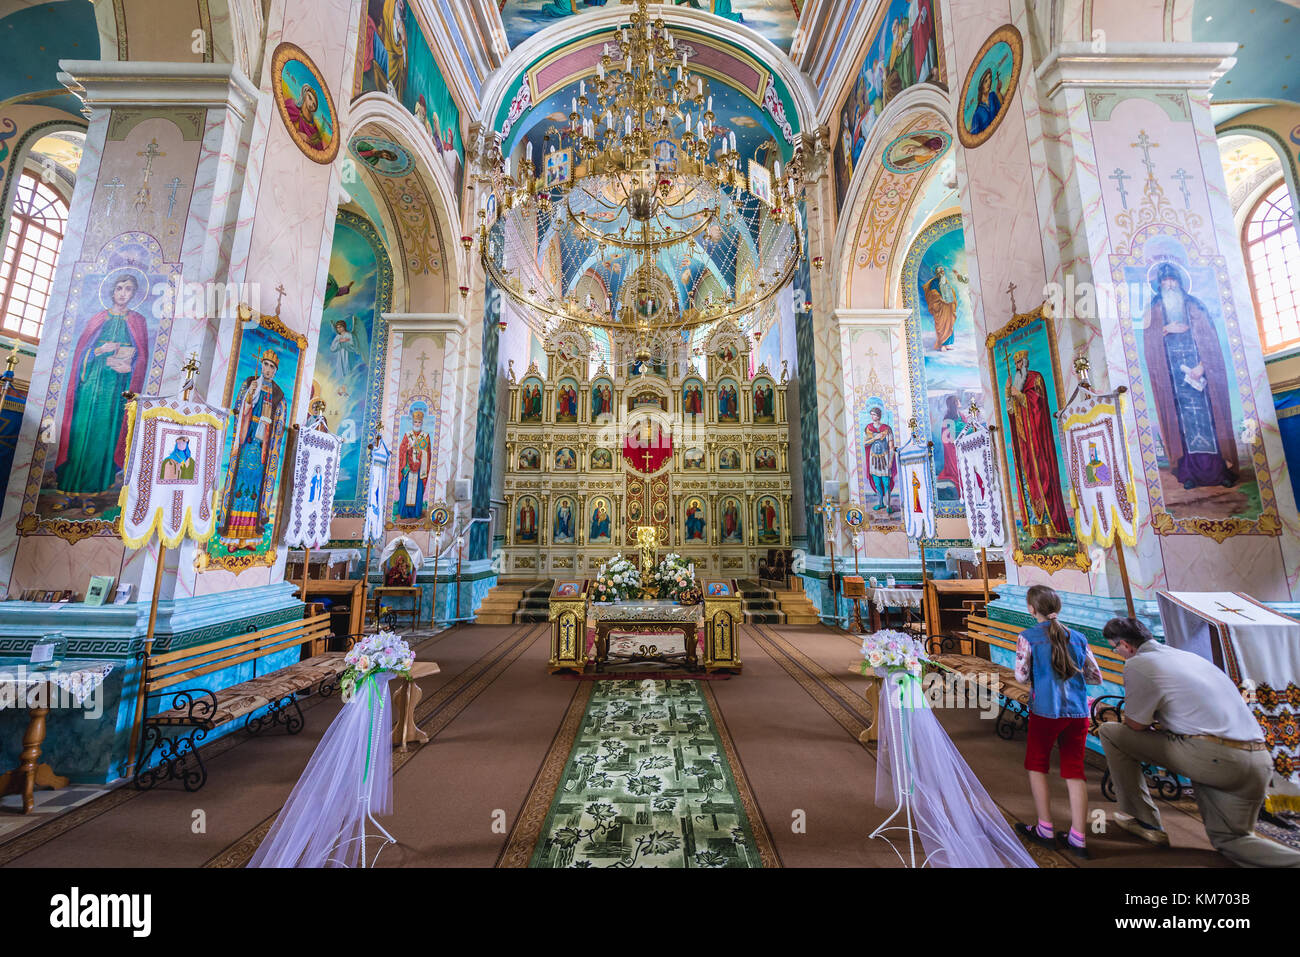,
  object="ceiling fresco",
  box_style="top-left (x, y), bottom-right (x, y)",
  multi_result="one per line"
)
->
top-left (498, 1), bottom-right (803, 54)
